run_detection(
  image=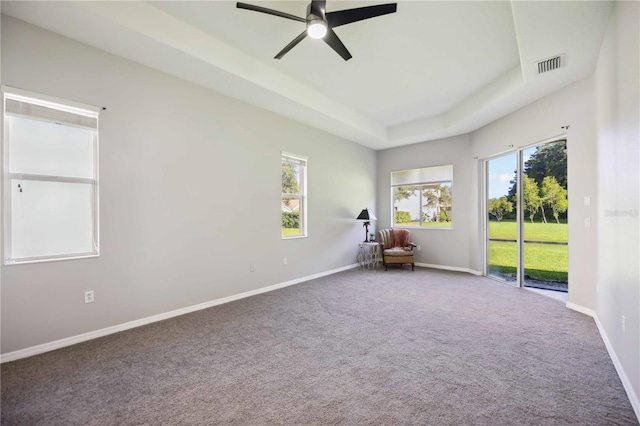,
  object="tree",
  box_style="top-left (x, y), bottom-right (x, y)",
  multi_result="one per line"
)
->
top-left (508, 140), bottom-right (567, 203)
top-left (488, 197), bottom-right (513, 222)
top-left (281, 162), bottom-right (299, 194)
top-left (394, 186), bottom-right (417, 202)
top-left (541, 176), bottom-right (568, 224)
top-left (281, 162), bottom-right (299, 208)
top-left (423, 184), bottom-right (452, 222)
top-left (524, 140), bottom-right (567, 189)
top-left (522, 175), bottom-right (542, 223)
